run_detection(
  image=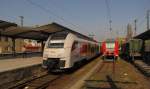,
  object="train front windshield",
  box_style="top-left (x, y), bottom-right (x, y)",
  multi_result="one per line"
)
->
top-left (47, 32), bottom-right (68, 48)
top-left (106, 42), bottom-right (115, 49)
top-left (48, 43), bottom-right (64, 48)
